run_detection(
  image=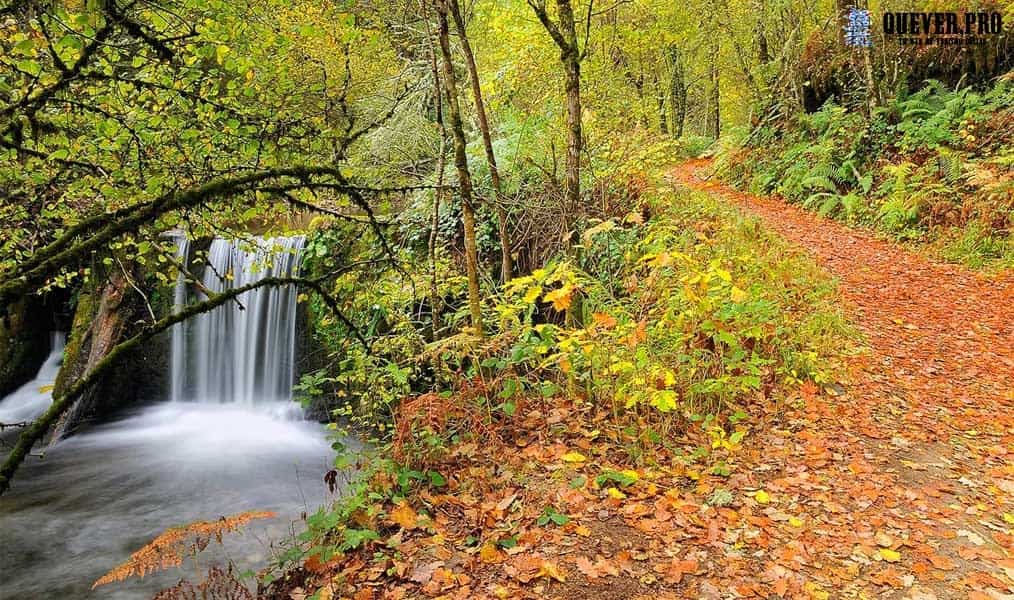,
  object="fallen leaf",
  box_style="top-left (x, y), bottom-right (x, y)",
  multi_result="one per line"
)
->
top-left (537, 561), bottom-right (566, 583)
top-left (879, 548), bottom-right (902, 563)
top-left (562, 452), bottom-right (587, 463)
top-left (390, 502), bottom-right (419, 530)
